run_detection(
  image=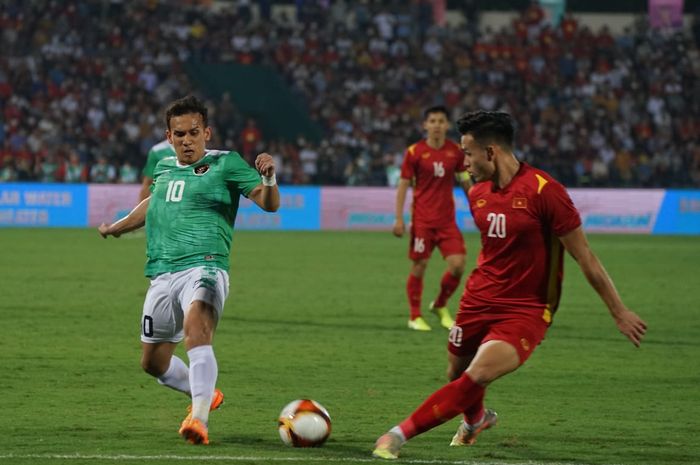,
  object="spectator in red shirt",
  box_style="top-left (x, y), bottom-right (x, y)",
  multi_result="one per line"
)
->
top-left (240, 118), bottom-right (262, 162)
